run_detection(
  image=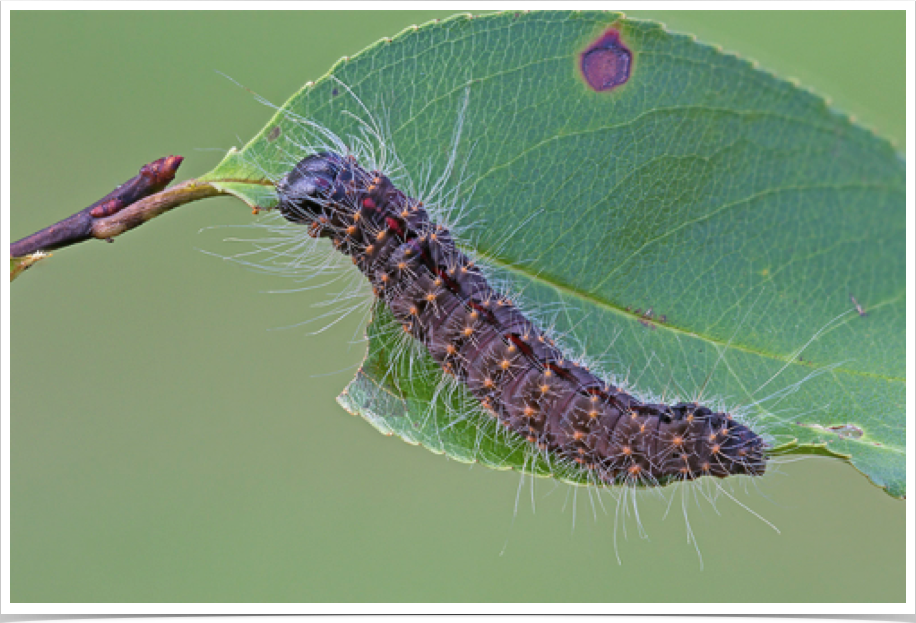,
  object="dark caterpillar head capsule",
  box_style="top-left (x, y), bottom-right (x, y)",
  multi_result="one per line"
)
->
top-left (276, 151), bottom-right (347, 224)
